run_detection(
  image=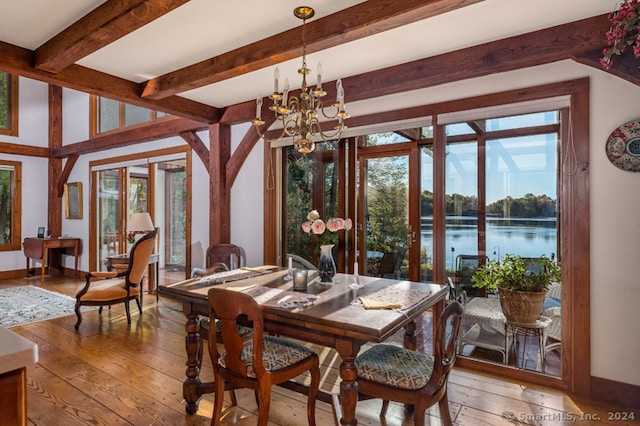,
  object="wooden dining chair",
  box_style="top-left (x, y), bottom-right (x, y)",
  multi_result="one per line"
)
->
top-left (207, 288), bottom-right (320, 426)
top-left (355, 301), bottom-right (464, 426)
top-left (74, 230), bottom-right (157, 329)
